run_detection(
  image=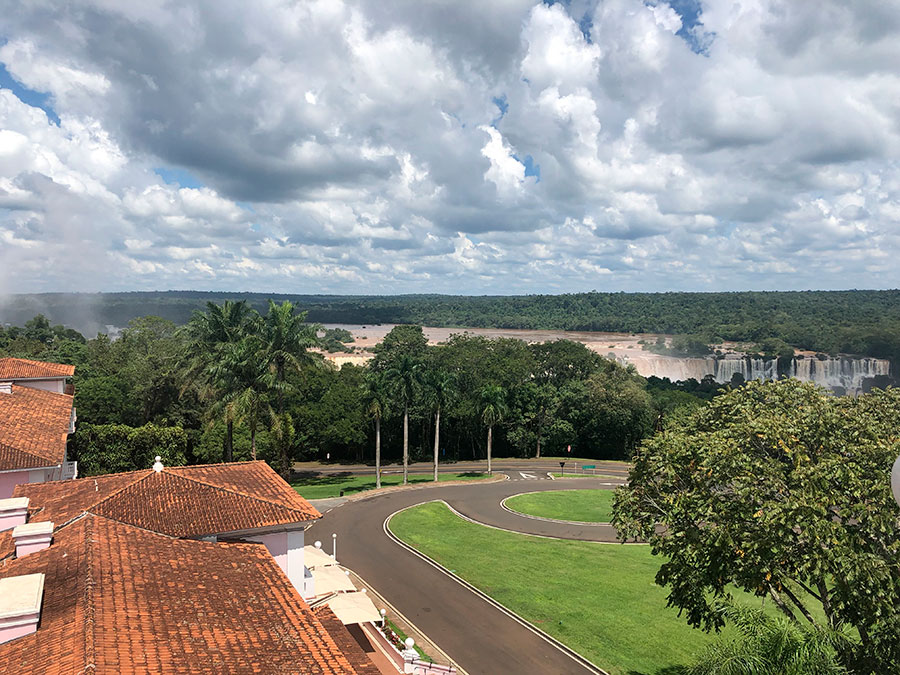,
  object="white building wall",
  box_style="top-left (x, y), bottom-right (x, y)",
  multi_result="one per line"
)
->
top-left (246, 529), bottom-right (306, 596)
